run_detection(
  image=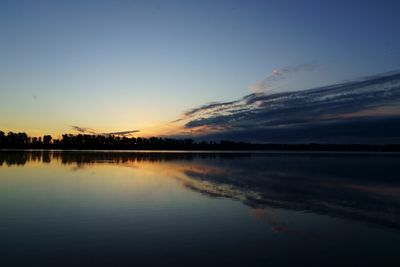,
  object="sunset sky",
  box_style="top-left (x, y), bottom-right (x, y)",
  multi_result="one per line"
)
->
top-left (1, 0), bottom-right (400, 142)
